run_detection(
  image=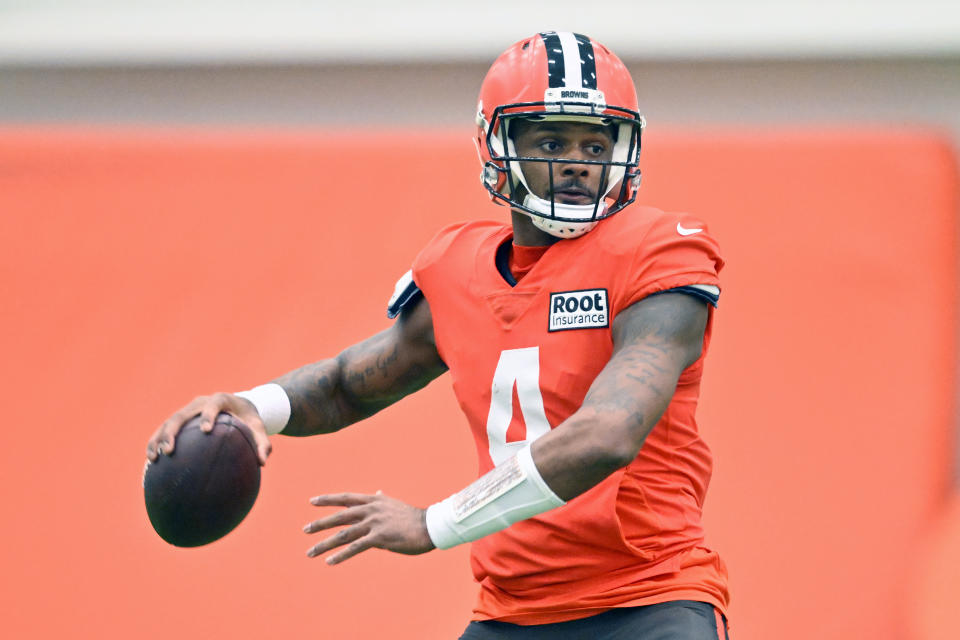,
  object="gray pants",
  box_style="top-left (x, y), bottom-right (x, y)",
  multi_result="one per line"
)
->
top-left (458, 600), bottom-right (729, 640)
